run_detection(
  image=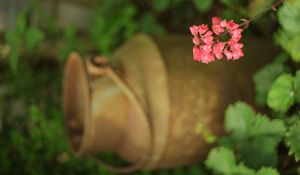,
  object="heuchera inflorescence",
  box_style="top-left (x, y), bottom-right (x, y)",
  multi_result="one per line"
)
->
top-left (190, 17), bottom-right (244, 64)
